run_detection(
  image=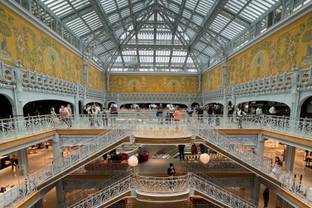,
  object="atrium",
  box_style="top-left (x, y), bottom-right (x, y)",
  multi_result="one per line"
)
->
top-left (0, 0), bottom-right (312, 207)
